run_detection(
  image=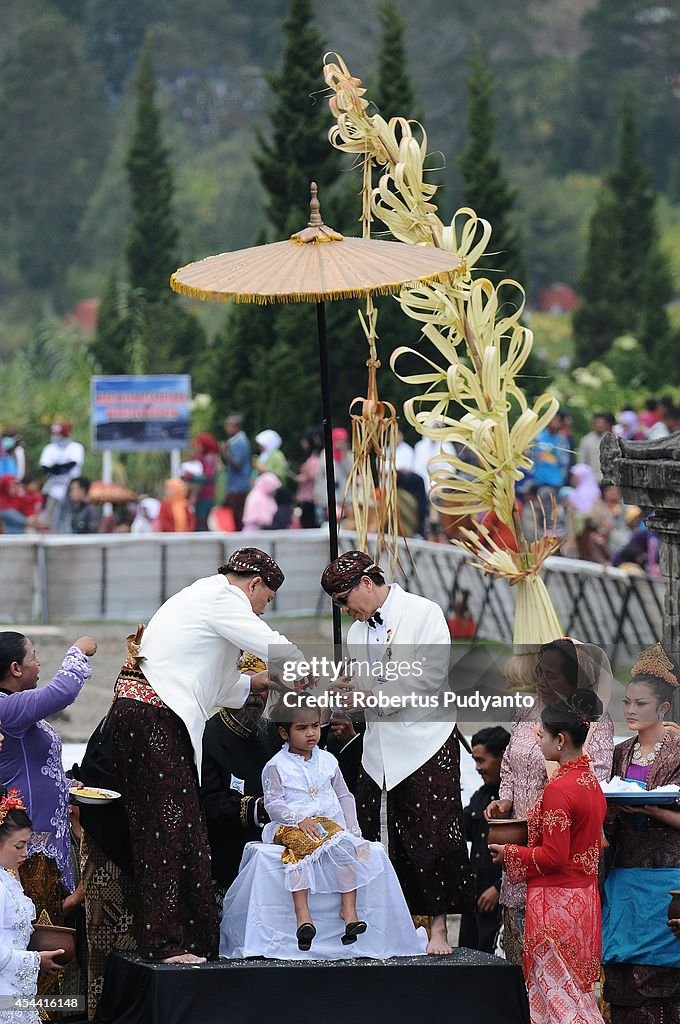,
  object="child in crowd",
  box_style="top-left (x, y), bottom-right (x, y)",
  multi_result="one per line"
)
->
top-left (0, 788), bottom-right (65, 1023)
top-left (262, 696), bottom-right (380, 950)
